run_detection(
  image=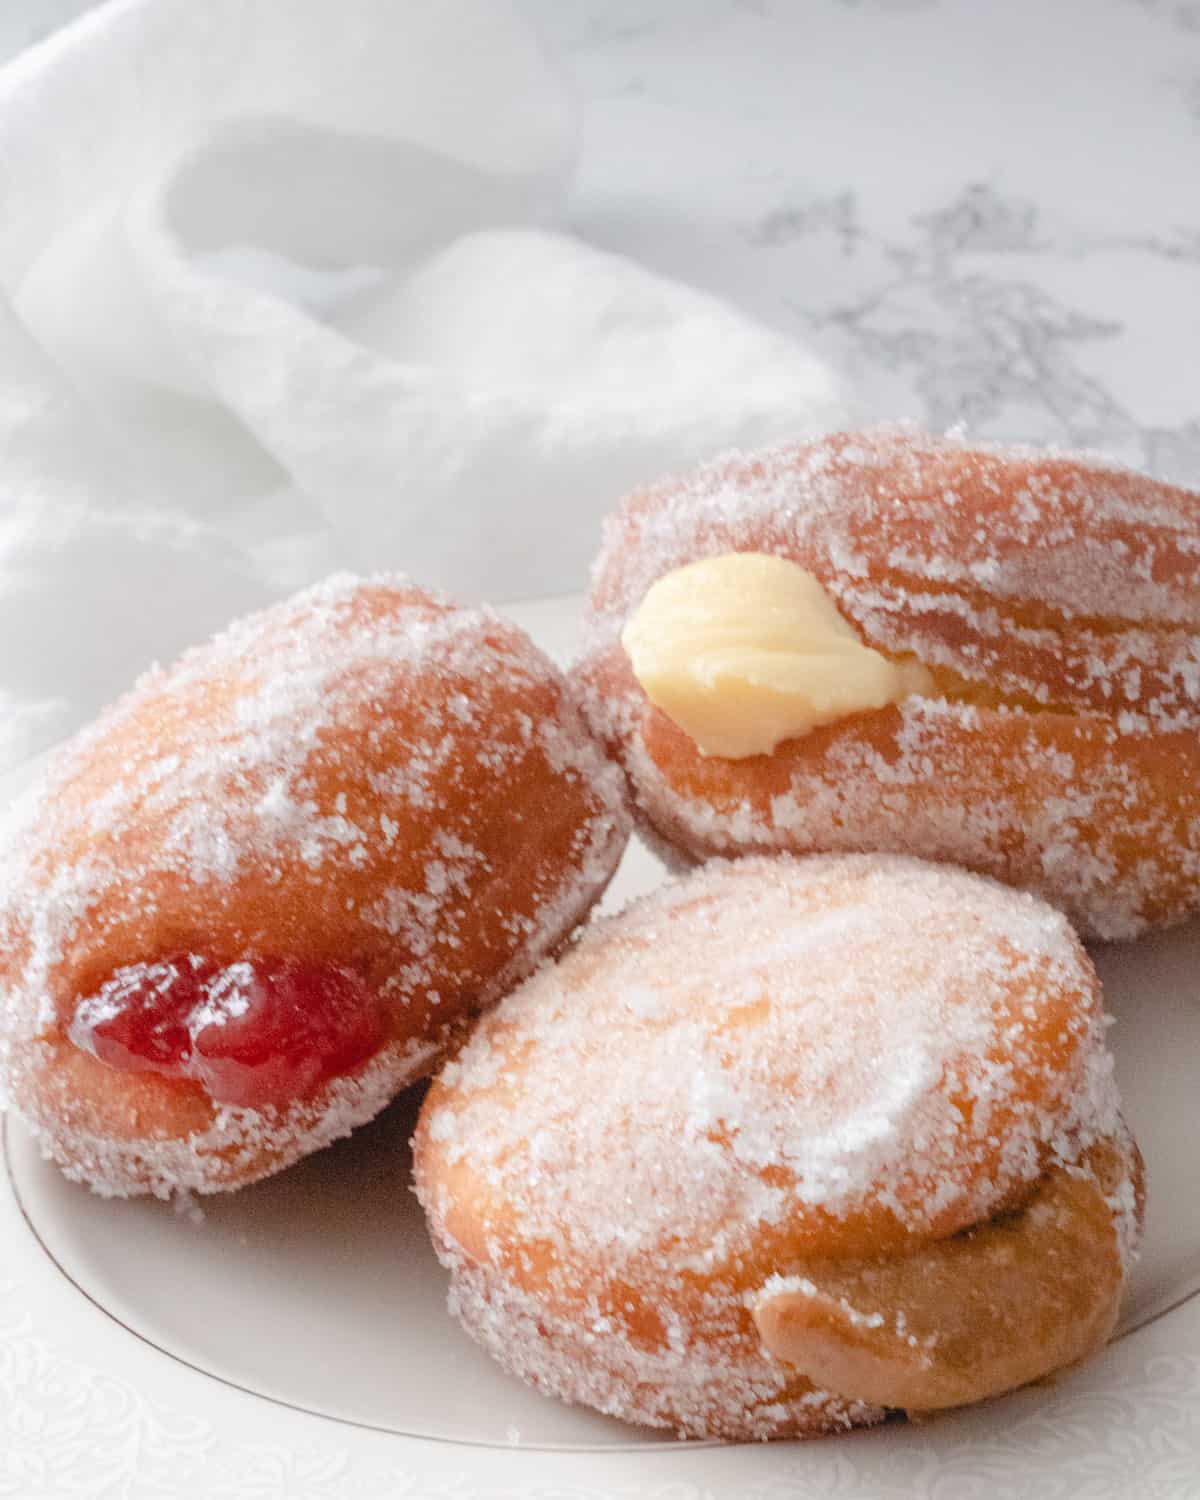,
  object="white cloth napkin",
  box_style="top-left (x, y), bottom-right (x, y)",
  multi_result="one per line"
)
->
top-left (0, 0), bottom-right (846, 770)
